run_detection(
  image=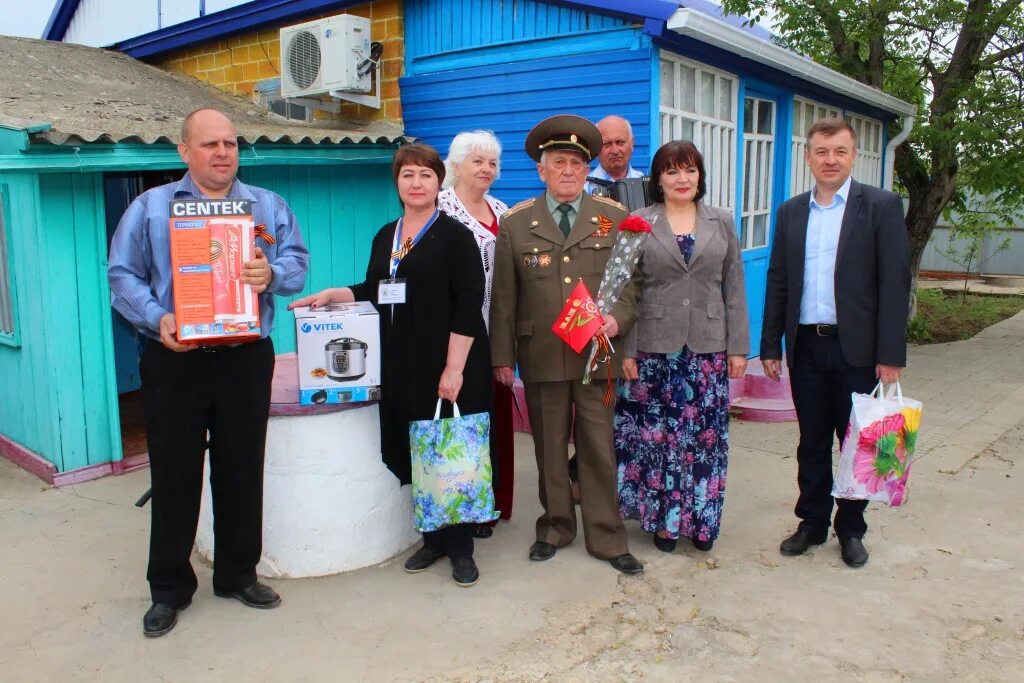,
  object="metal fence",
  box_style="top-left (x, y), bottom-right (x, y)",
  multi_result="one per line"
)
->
top-left (920, 225), bottom-right (1024, 276)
